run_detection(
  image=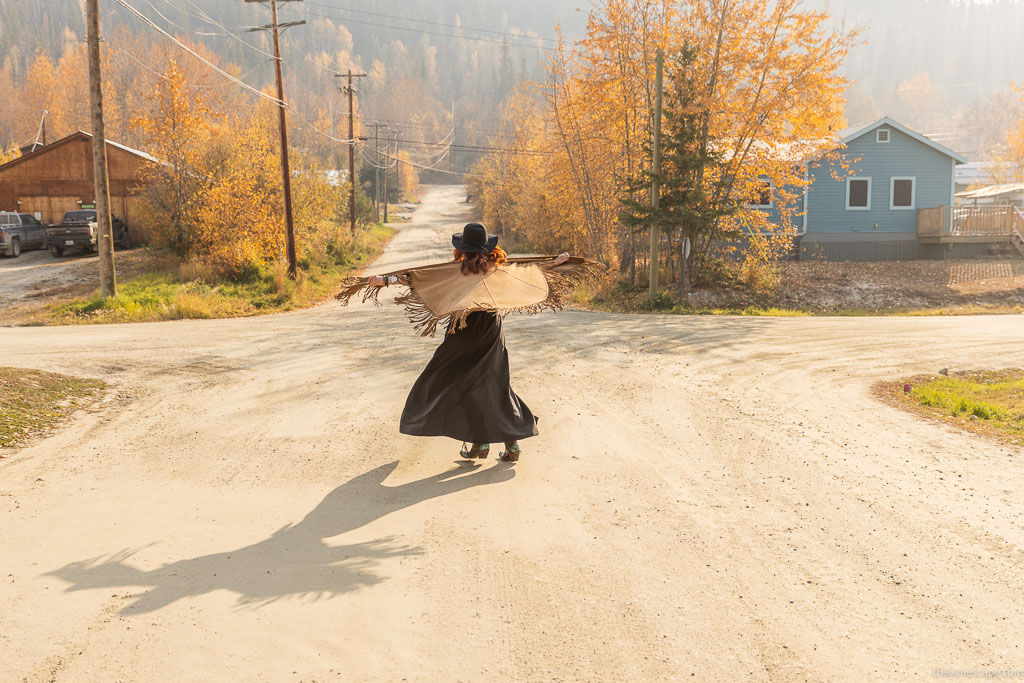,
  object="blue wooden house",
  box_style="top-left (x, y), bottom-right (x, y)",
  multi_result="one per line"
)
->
top-left (754, 117), bottom-right (1024, 261)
